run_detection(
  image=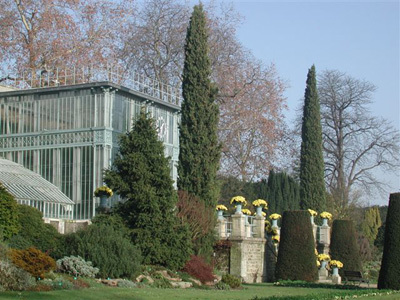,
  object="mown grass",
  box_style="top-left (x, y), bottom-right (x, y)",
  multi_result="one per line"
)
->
top-left (0, 283), bottom-right (393, 300)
